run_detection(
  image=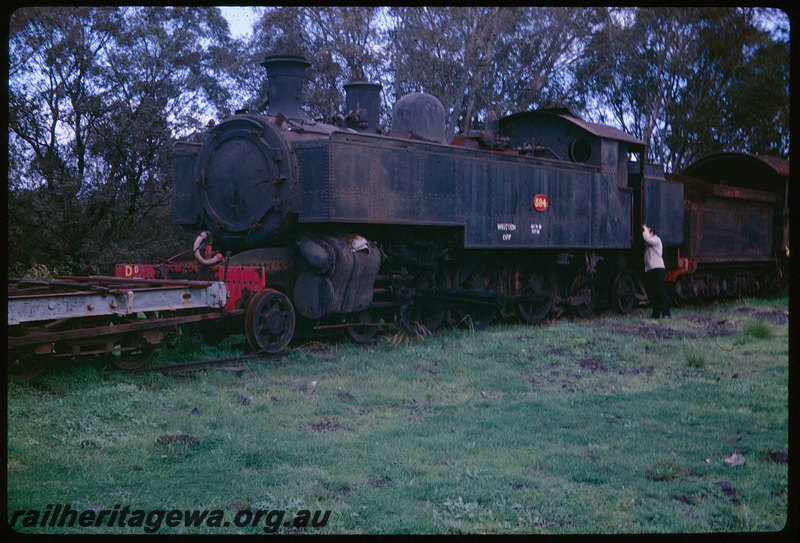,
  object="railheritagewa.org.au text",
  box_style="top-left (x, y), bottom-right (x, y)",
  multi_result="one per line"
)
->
top-left (9, 504), bottom-right (331, 533)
